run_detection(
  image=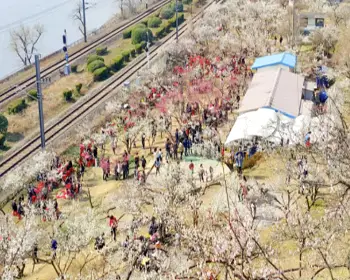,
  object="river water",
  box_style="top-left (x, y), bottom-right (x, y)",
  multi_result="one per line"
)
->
top-left (0, 0), bottom-right (118, 79)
